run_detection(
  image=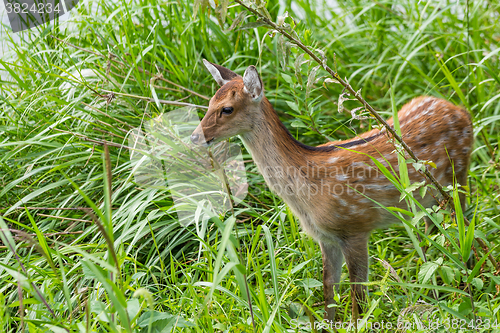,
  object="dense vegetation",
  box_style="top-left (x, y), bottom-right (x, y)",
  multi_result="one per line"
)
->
top-left (1, 0), bottom-right (499, 331)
